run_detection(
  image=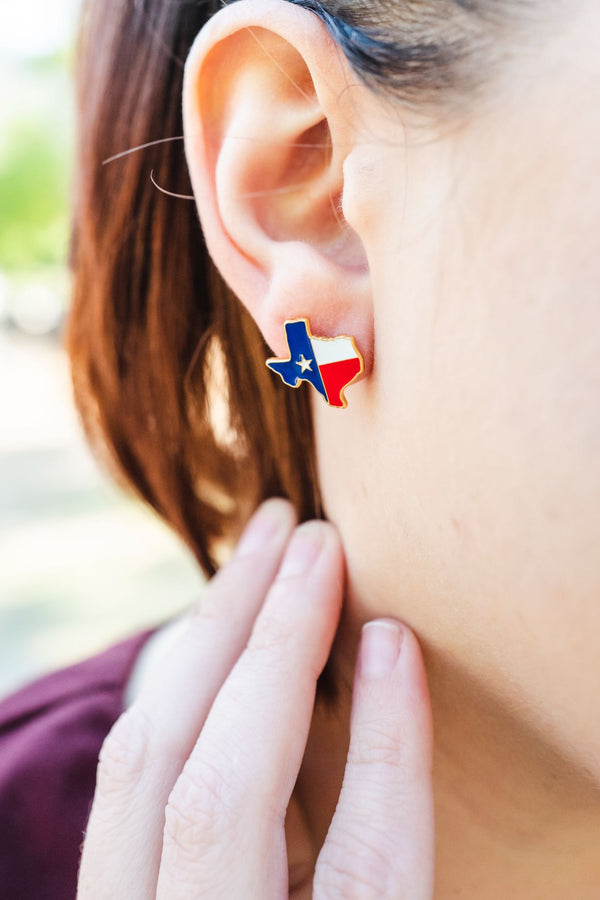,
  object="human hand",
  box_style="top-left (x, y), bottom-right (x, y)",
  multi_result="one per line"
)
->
top-left (78, 498), bottom-right (435, 898)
